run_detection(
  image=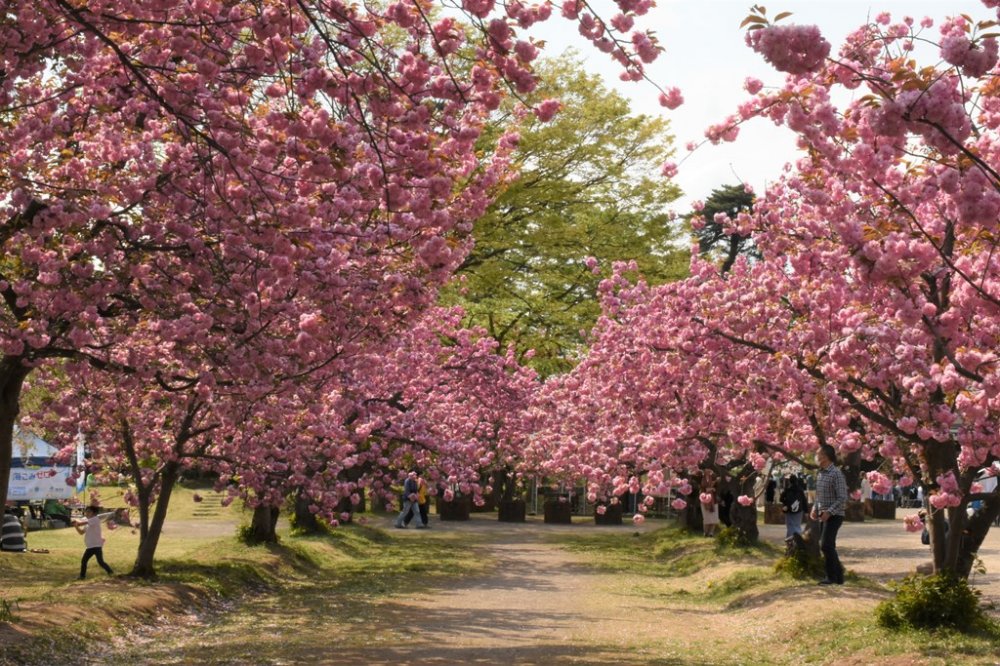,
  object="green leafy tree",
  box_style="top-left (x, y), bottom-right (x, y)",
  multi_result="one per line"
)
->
top-left (447, 55), bottom-right (685, 376)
